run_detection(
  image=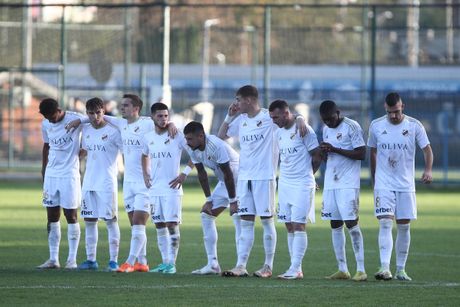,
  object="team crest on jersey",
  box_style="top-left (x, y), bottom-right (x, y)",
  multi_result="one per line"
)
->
top-left (134, 126), bottom-right (140, 133)
top-left (101, 134), bottom-right (108, 141)
top-left (290, 132), bottom-right (296, 139)
top-left (256, 120), bottom-right (262, 127)
top-left (164, 138), bottom-right (170, 144)
top-left (336, 133), bottom-right (342, 140)
top-left (402, 129), bottom-right (409, 136)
